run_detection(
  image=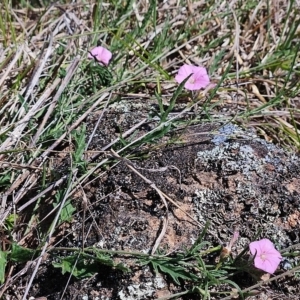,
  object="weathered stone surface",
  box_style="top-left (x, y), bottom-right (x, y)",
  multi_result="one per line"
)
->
top-left (71, 102), bottom-right (300, 299)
